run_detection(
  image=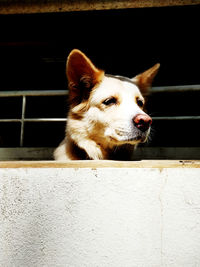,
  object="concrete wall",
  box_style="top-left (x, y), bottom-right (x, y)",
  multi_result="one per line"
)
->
top-left (0, 166), bottom-right (200, 266)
